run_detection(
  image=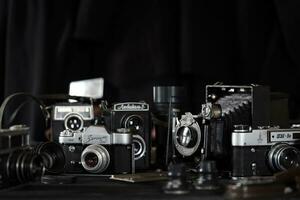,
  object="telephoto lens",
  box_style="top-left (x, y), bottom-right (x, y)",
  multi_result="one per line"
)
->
top-left (152, 86), bottom-right (185, 169)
